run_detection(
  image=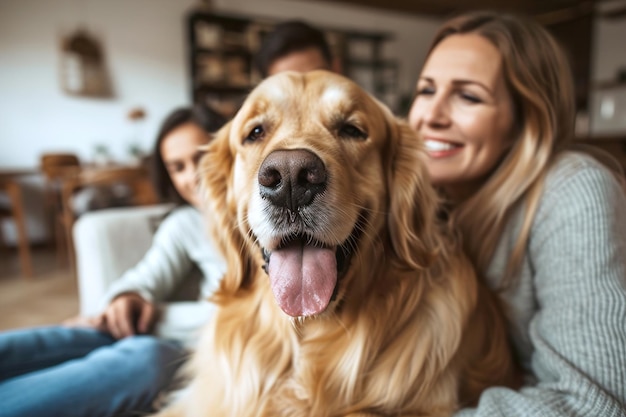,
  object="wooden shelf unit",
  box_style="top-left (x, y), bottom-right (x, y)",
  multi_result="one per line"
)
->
top-left (186, 10), bottom-right (398, 116)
